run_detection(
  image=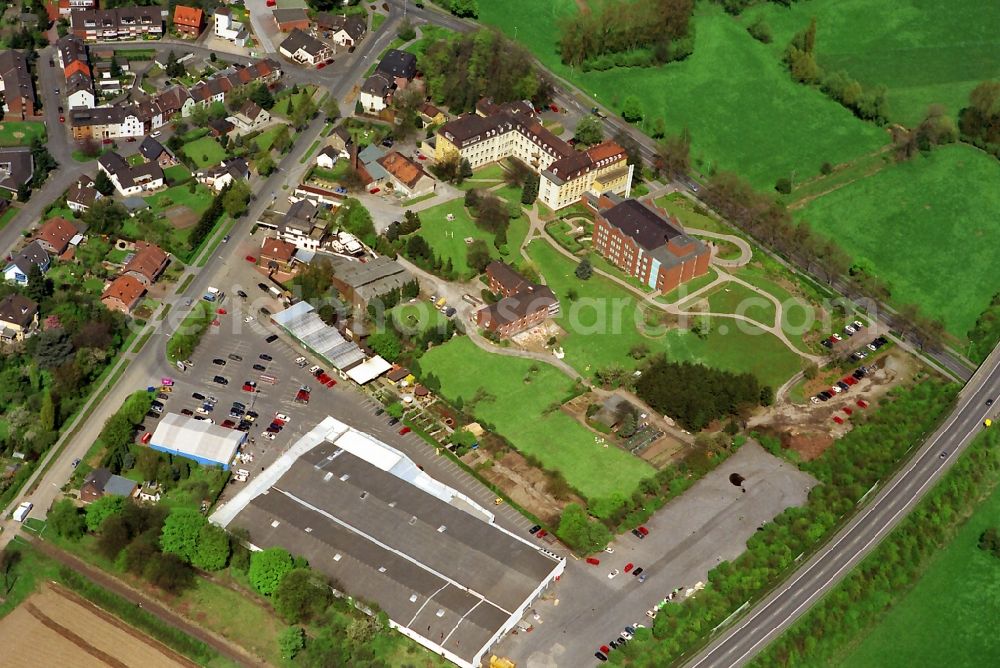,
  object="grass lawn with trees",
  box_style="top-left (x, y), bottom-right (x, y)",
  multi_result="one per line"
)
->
top-left (254, 126), bottom-right (286, 152)
top-left (746, 0), bottom-right (1000, 127)
top-left (841, 484), bottom-right (1000, 667)
top-left (271, 85), bottom-right (315, 118)
top-left (478, 3), bottom-right (887, 188)
top-left (390, 303), bottom-right (448, 334)
top-left (796, 143), bottom-right (1000, 338)
top-left (413, 199), bottom-right (529, 279)
top-left (528, 241), bottom-right (803, 389)
top-left (181, 136), bottom-right (227, 169)
top-left (421, 336), bottom-right (654, 501)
